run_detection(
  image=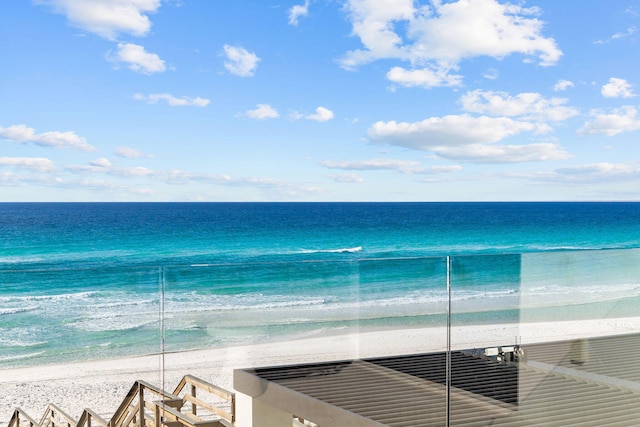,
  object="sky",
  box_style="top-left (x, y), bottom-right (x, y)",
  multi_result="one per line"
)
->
top-left (1, 0), bottom-right (640, 202)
